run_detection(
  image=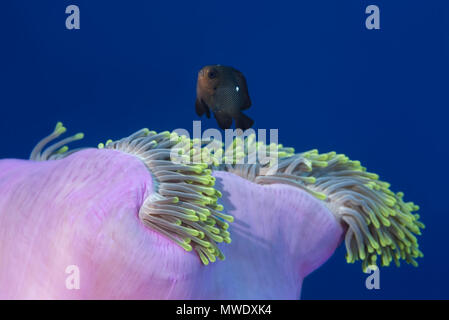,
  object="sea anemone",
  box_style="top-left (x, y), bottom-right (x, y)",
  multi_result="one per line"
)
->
top-left (0, 123), bottom-right (424, 299)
